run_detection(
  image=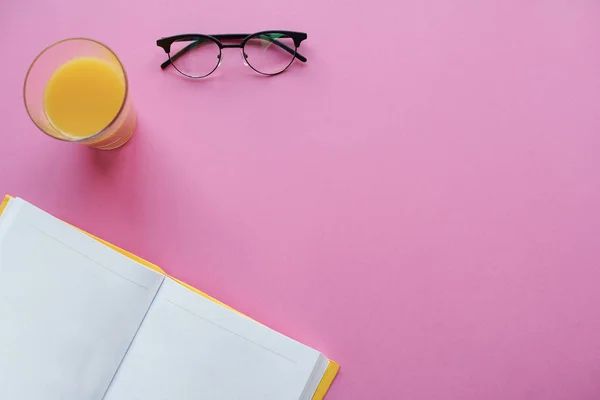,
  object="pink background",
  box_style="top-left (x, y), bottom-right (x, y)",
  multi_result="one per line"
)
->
top-left (2, 1), bottom-right (600, 399)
